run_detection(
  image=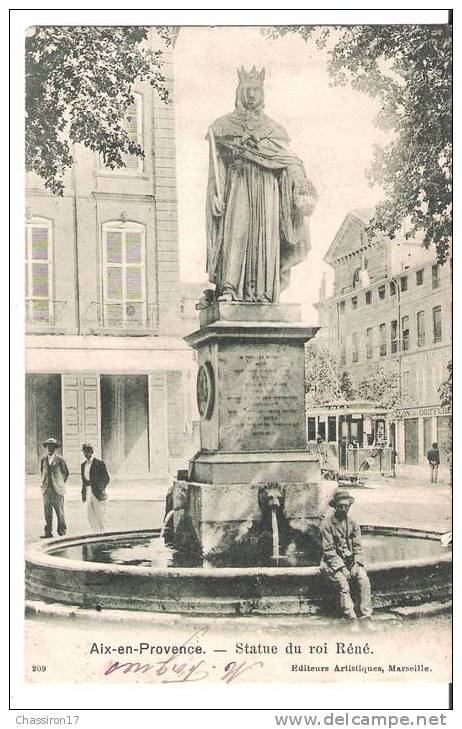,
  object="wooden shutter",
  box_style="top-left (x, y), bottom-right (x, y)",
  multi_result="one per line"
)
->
top-left (61, 375), bottom-right (101, 473)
